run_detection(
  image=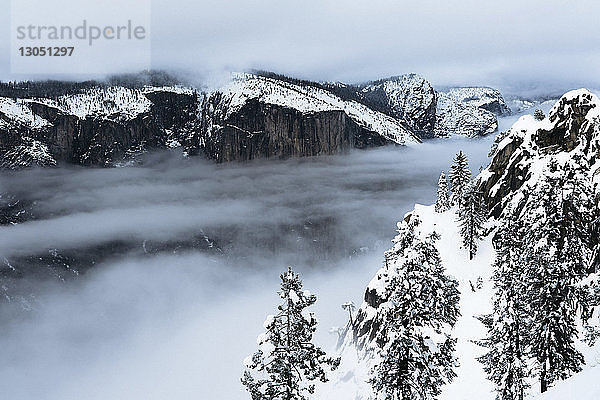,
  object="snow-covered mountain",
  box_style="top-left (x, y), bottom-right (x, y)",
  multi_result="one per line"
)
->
top-left (0, 84), bottom-right (200, 169)
top-left (0, 73), bottom-right (513, 169)
top-left (327, 89), bottom-right (600, 400)
top-left (435, 87), bottom-right (510, 138)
